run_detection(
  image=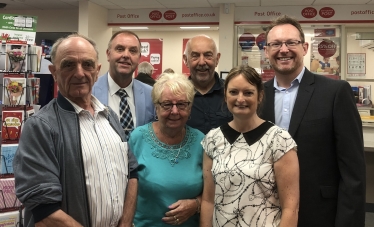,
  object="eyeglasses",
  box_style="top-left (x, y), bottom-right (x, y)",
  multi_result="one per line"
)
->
top-left (266, 40), bottom-right (303, 50)
top-left (158, 102), bottom-right (191, 111)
